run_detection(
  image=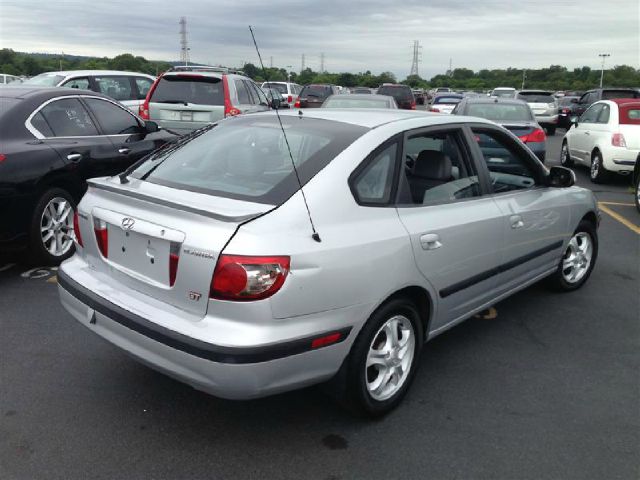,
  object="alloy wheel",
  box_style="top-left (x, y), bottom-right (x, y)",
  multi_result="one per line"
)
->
top-left (40, 197), bottom-right (74, 257)
top-left (561, 232), bottom-right (593, 284)
top-left (590, 154), bottom-right (600, 180)
top-left (365, 315), bottom-right (416, 402)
